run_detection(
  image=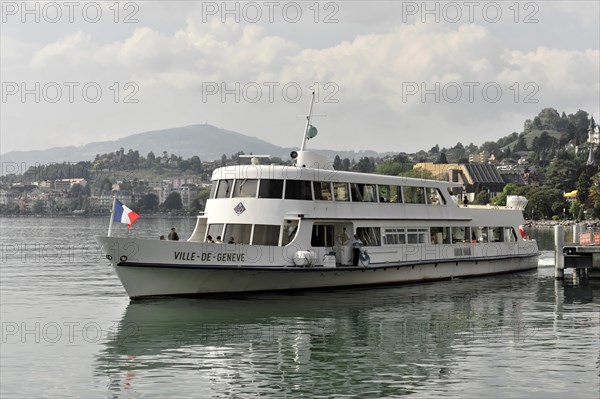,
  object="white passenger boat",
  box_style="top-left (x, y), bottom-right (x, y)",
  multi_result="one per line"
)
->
top-left (96, 94), bottom-right (539, 298)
